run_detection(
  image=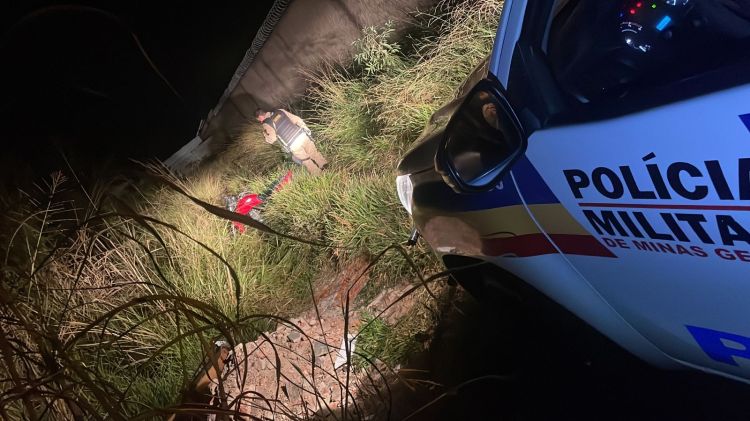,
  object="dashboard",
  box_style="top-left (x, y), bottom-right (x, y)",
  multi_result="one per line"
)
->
top-left (618, 0), bottom-right (693, 53)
